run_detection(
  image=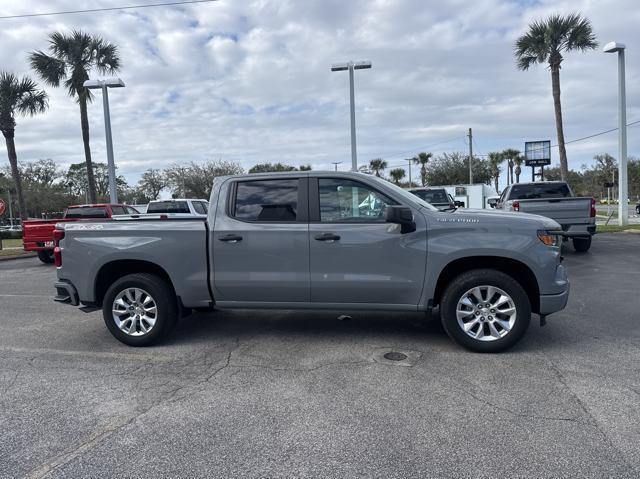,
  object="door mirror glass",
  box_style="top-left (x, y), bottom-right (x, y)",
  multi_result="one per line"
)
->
top-left (384, 205), bottom-right (416, 233)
